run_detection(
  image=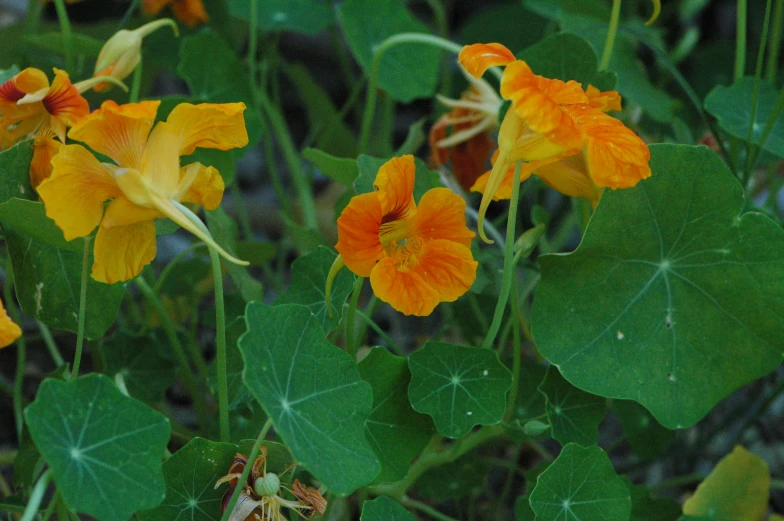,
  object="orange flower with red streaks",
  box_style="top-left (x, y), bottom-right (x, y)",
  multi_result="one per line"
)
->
top-left (334, 155), bottom-right (477, 316)
top-left (143, 0), bottom-right (209, 27)
top-left (459, 42), bottom-right (651, 242)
